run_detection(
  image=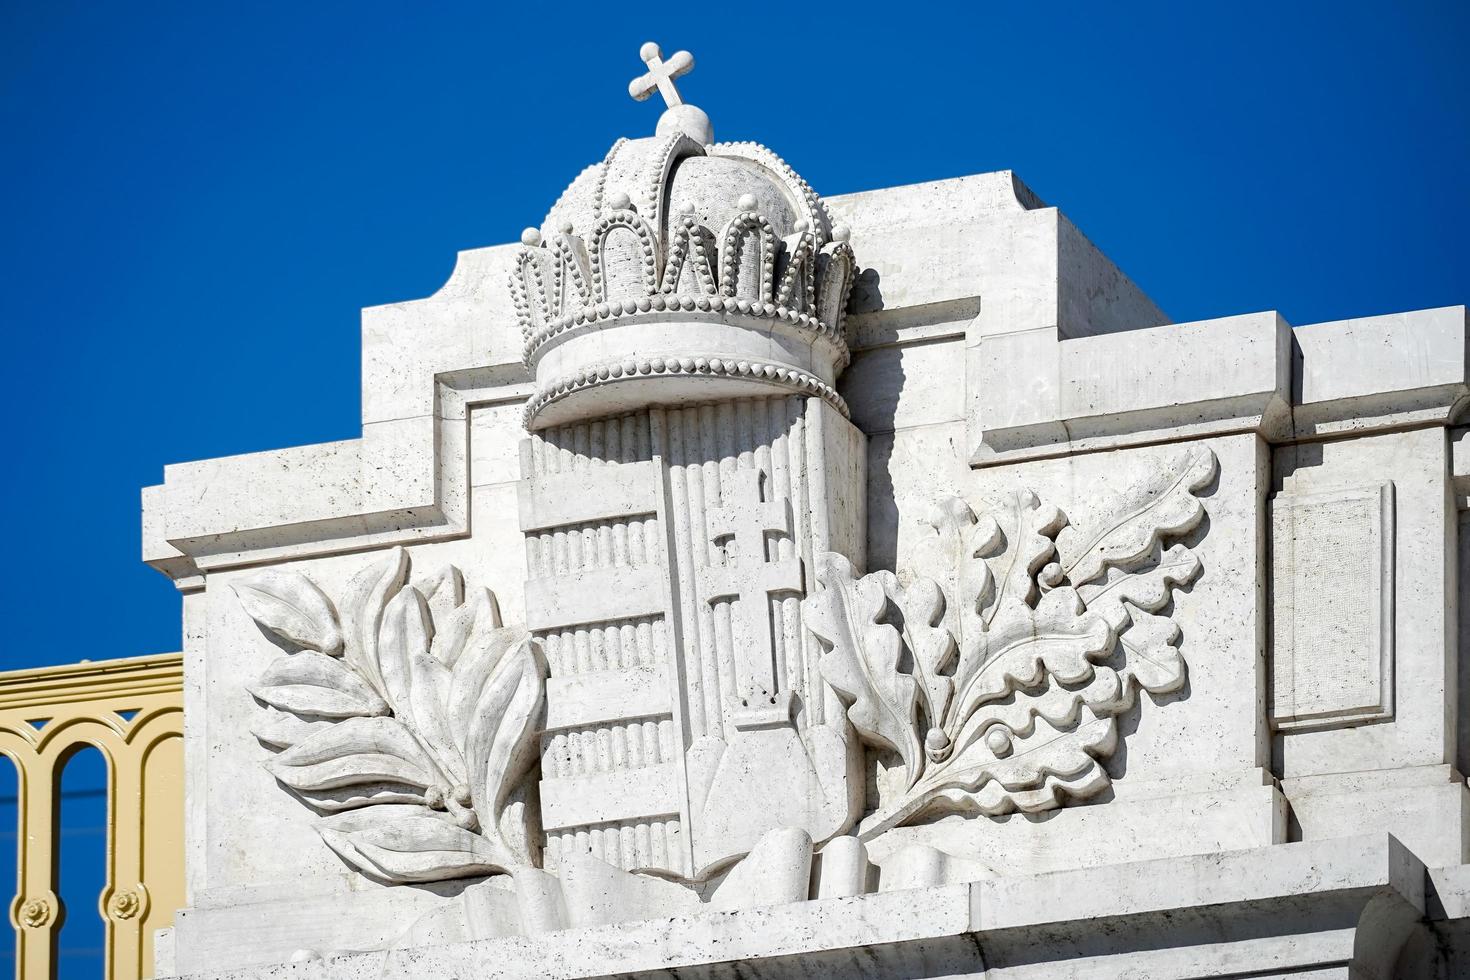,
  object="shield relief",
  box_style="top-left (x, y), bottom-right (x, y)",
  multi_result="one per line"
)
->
top-left (521, 395), bottom-right (866, 879)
